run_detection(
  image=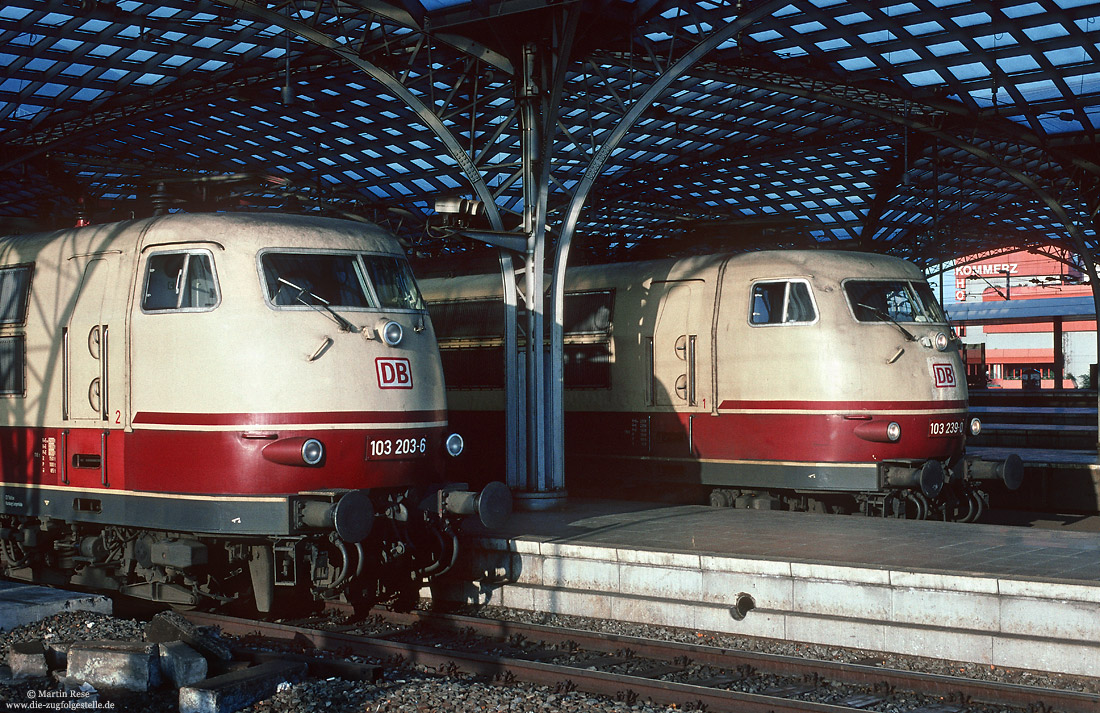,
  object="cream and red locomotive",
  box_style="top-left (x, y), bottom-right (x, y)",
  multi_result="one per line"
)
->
top-left (423, 250), bottom-right (1021, 521)
top-left (0, 212), bottom-right (508, 612)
